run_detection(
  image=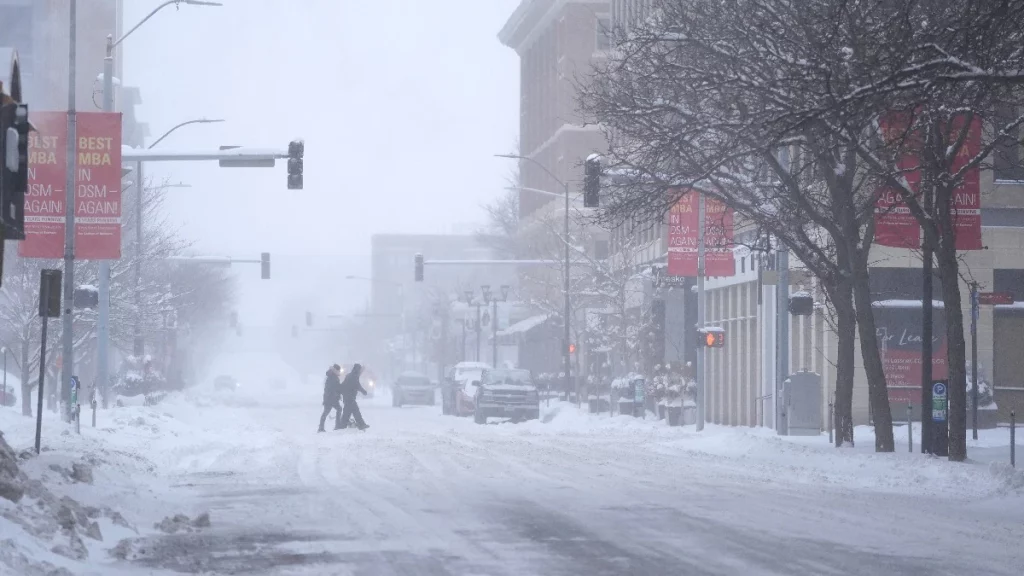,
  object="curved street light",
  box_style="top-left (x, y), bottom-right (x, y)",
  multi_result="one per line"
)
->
top-left (148, 118), bottom-right (224, 149)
